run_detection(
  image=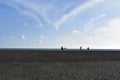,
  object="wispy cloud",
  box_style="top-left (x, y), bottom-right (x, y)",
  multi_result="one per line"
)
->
top-left (1, 0), bottom-right (105, 30)
top-left (84, 14), bottom-right (106, 32)
top-left (54, 0), bottom-right (105, 29)
top-left (85, 14), bottom-right (106, 27)
top-left (2, 0), bottom-right (44, 28)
